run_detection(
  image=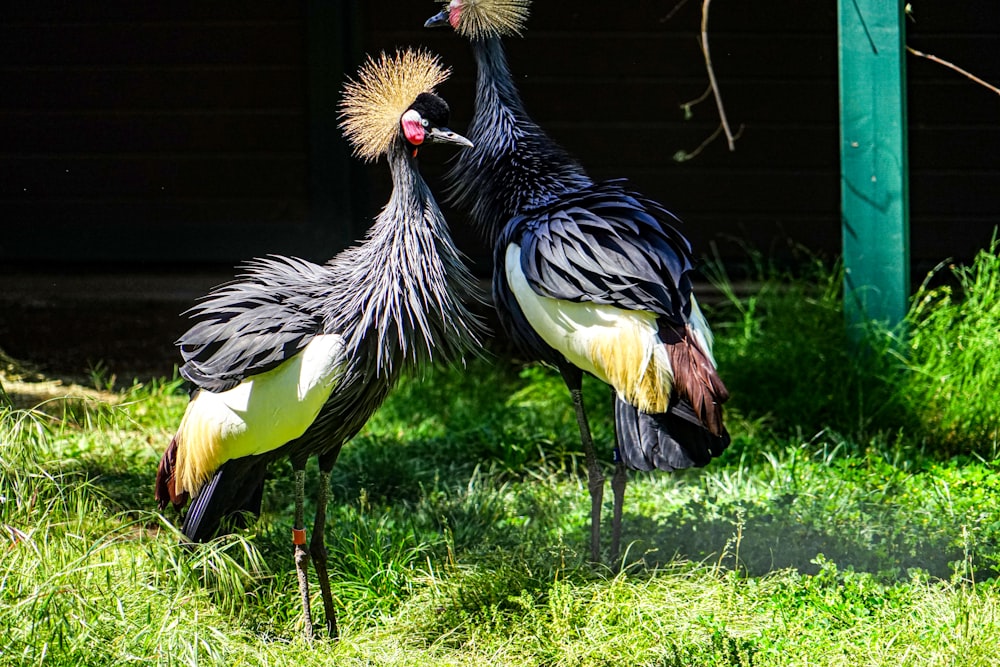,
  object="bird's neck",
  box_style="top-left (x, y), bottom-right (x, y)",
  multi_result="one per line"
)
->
top-left (329, 142), bottom-right (483, 375)
top-left (446, 37), bottom-right (591, 244)
top-left (472, 36), bottom-right (531, 124)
